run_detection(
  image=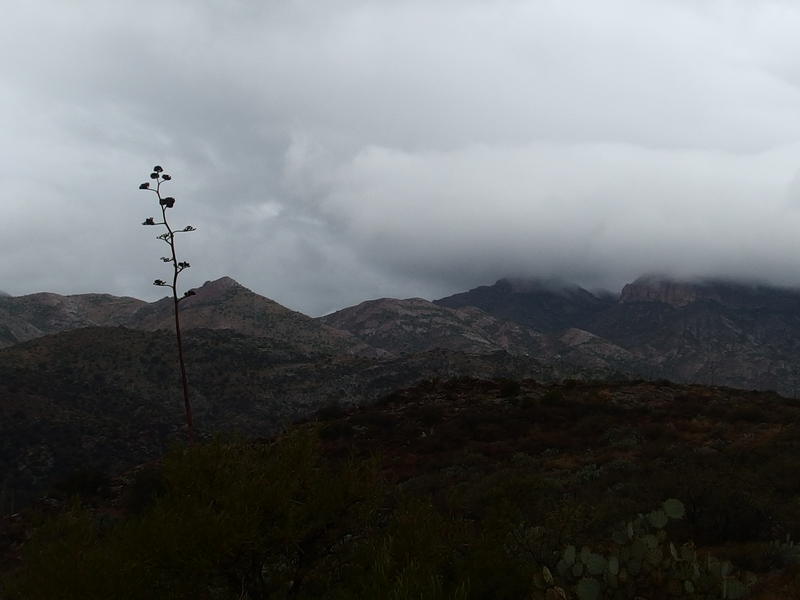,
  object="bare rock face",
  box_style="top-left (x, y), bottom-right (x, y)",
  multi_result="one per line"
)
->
top-left (619, 275), bottom-right (800, 310)
top-left (620, 277), bottom-right (714, 307)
